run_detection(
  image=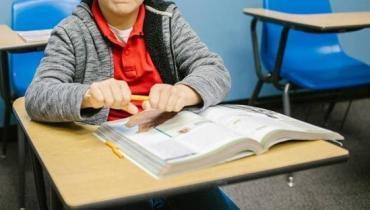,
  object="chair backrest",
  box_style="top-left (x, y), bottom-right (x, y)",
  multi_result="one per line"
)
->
top-left (10, 0), bottom-right (79, 96)
top-left (261, 0), bottom-right (344, 74)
